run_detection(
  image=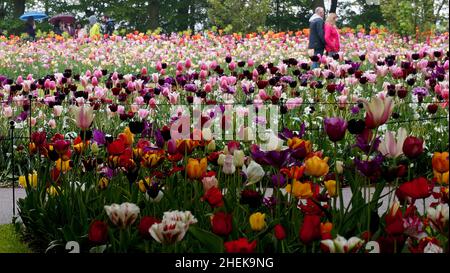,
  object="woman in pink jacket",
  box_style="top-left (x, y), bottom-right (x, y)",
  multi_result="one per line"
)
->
top-left (324, 13), bottom-right (340, 56)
